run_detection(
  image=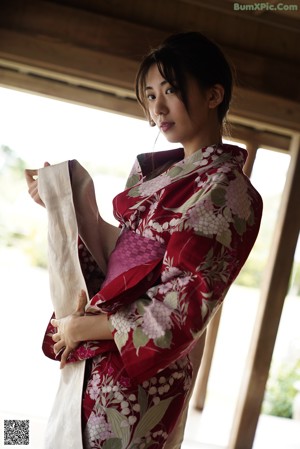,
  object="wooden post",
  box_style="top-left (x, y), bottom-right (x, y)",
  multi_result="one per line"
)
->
top-left (193, 306), bottom-right (222, 410)
top-left (228, 134), bottom-right (300, 449)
